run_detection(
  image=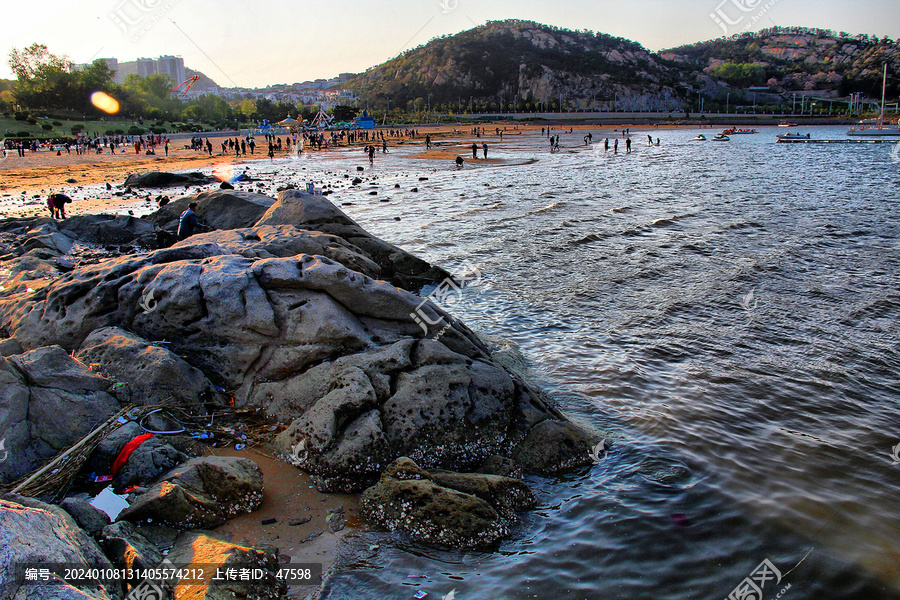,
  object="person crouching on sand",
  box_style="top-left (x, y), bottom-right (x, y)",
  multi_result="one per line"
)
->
top-left (47, 192), bottom-right (72, 219)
